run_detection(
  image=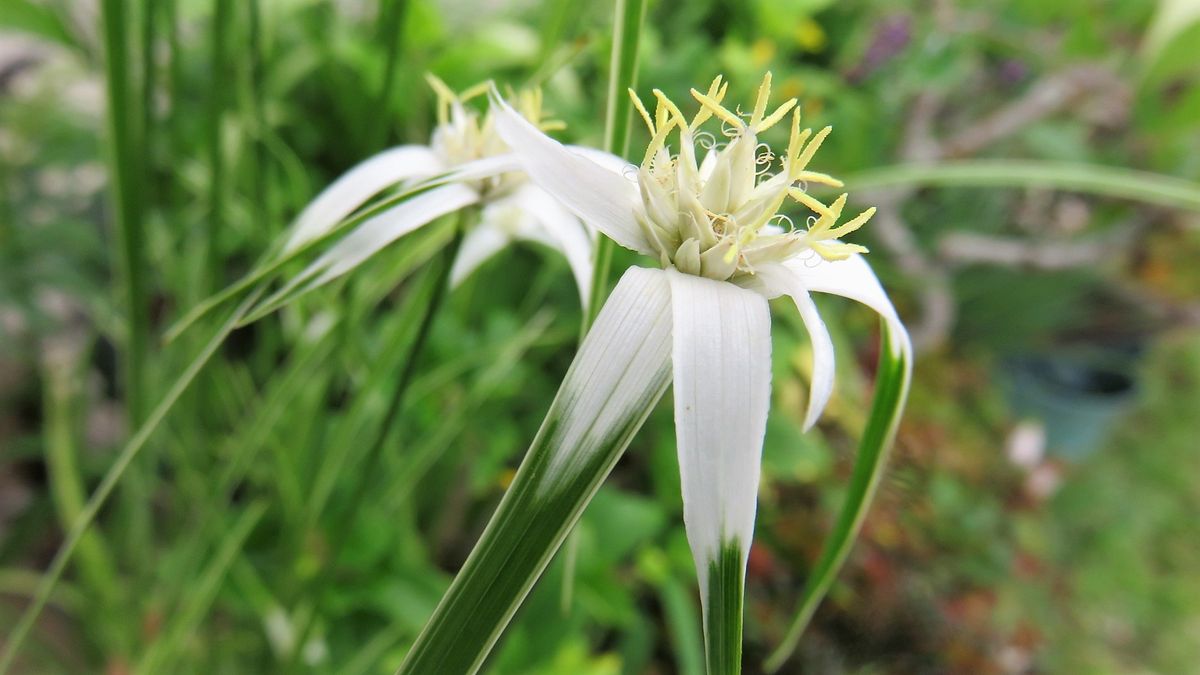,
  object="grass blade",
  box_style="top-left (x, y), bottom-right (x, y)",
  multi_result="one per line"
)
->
top-left (133, 502), bottom-right (268, 674)
top-left (844, 160), bottom-right (1200, 212)
top-left (585, 0), bottom-right (648, 328)
top-left (396, 266), bottom-right (673, 675)
top-left (0, 291), bottom-right (262, 675)
top-left (763, 321), bottom-right (913, 673)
